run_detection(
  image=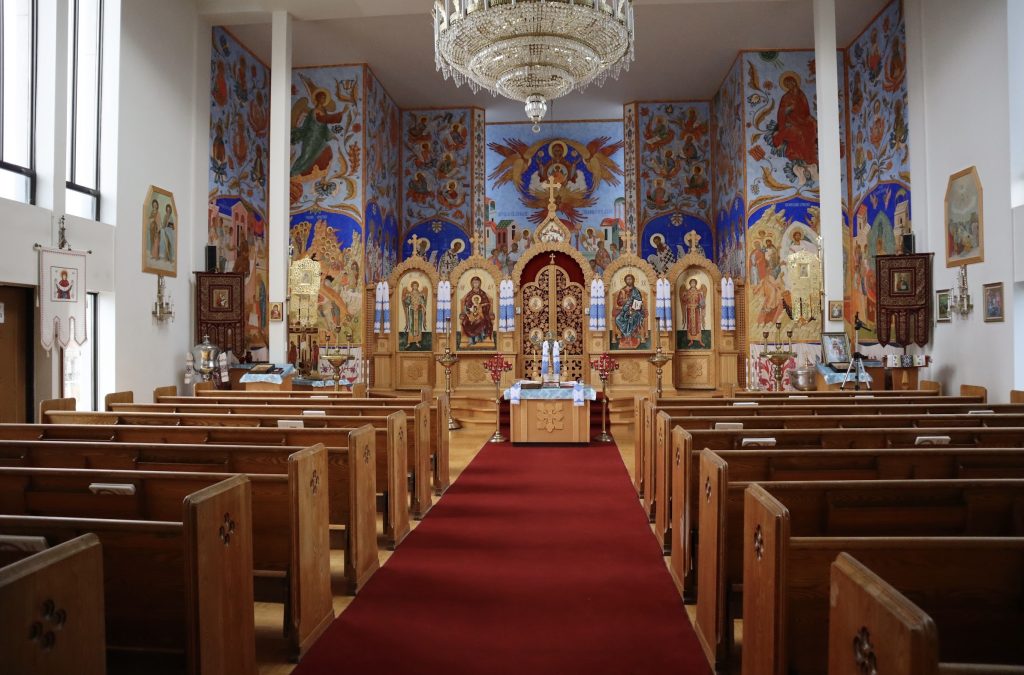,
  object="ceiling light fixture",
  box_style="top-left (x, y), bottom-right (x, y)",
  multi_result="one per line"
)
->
top-left (433, 0), bottom-right (635, 132)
